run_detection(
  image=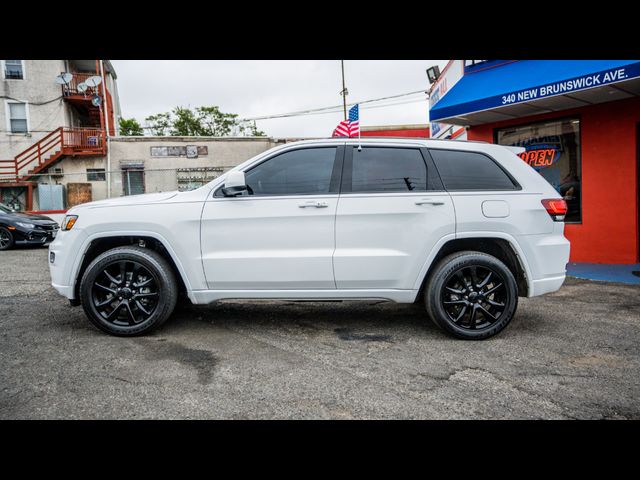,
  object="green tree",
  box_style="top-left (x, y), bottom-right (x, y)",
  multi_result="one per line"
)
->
top-left (144, 106), bottom-right (266, 137)
top-left (145, 112), bottom-right (171, 136)
top-left (119, 117), bottom-right (144, 136)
